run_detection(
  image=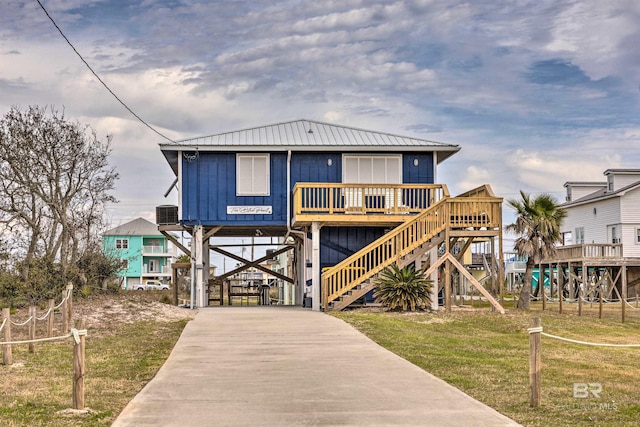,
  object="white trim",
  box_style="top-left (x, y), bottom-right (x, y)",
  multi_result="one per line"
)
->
top-left (236, 153), bottom-right (270, 196)
top-left (178, 150), bottom-right (183, 220)
top-left (341, 154), bottom-right (402, 184)
top-left (115, 238), bottom-right (129, 249)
